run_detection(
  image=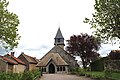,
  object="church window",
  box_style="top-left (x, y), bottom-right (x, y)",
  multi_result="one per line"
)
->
top-left (42, 67), bottom-right (46, 72)
top-left (57, 67), bottom-right (59, 71)
top-left (42, 67), bottom-right (43, 72)
top-left (63, 66), bottom-right (65, 71)
top-left (44, 68), bottom-right (46, 72)
top-left (60, 66), bottom-right (62, 71)
top-left (58, 39), bottom-right (60, 42)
